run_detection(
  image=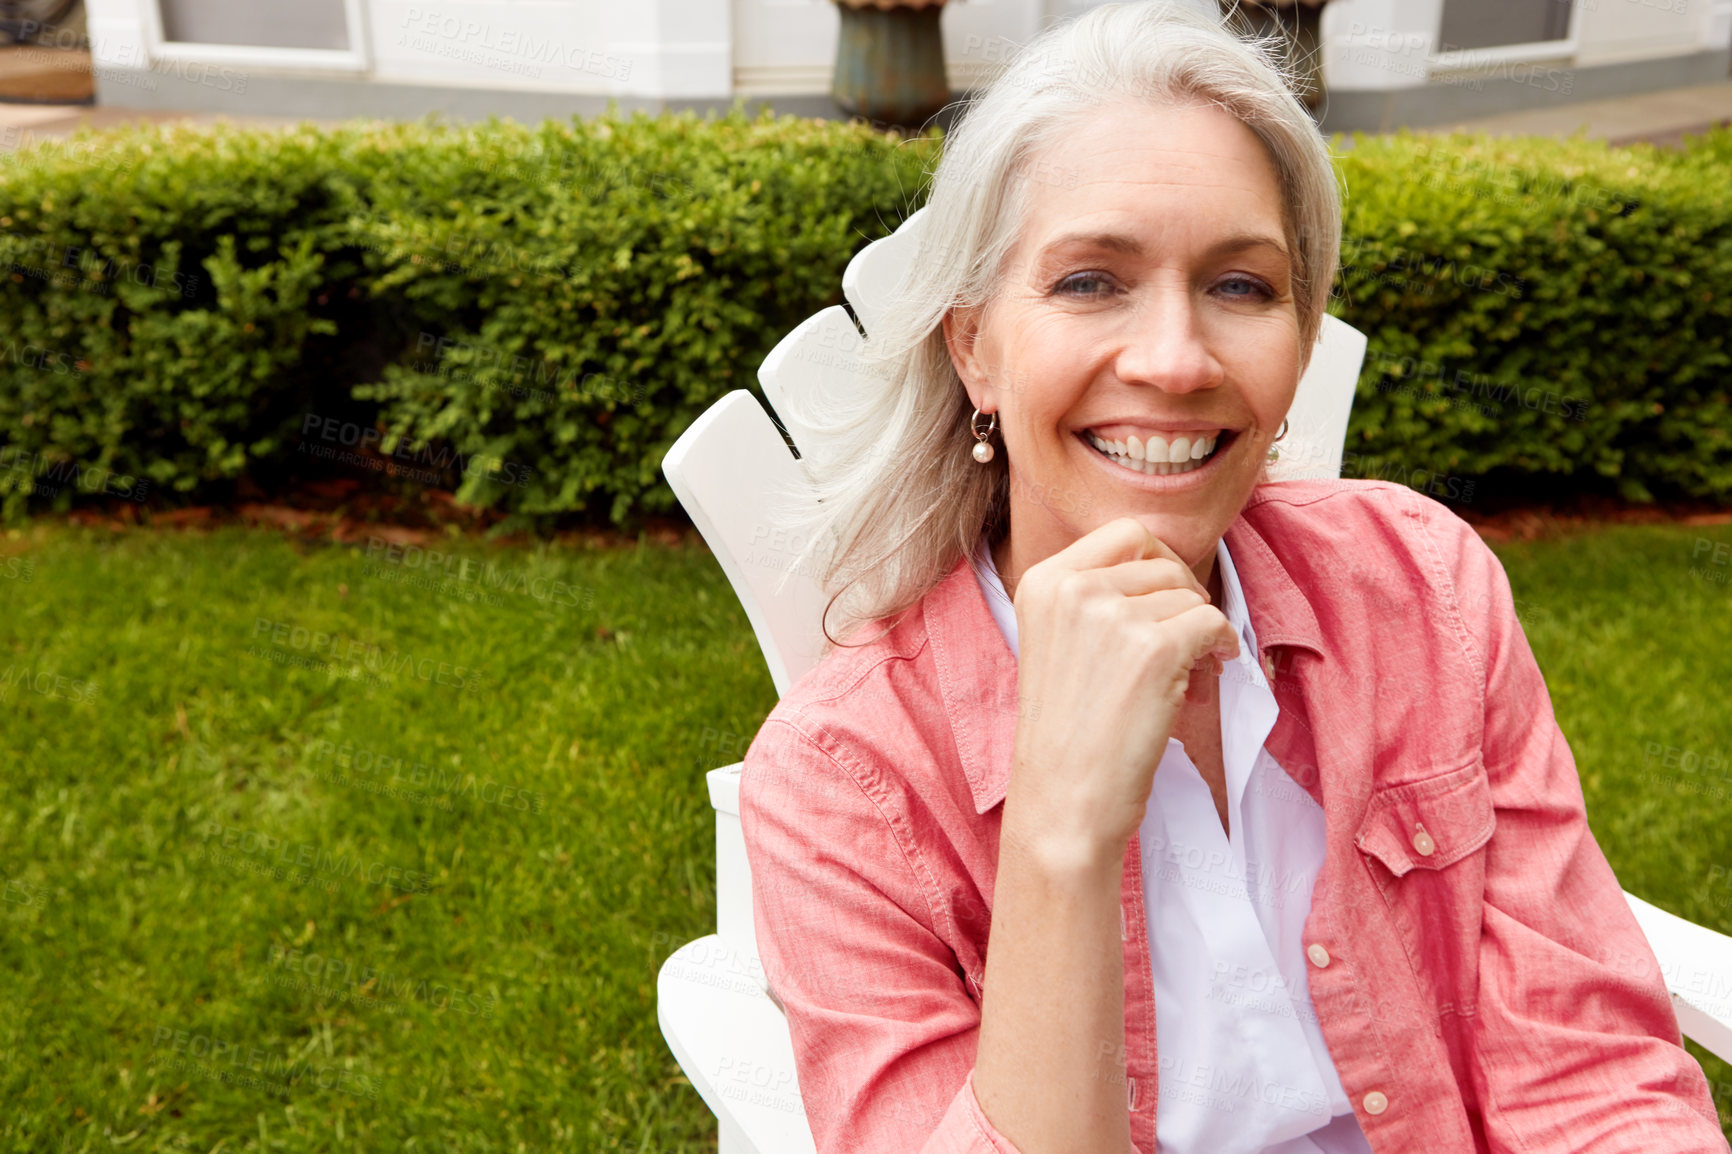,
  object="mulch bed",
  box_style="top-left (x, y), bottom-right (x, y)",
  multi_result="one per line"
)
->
top-left (1454, 494), bottom-right (1732, 542)
top-left (35, 475), bottom-right (1732, 550)
top-left (52, 477), bottom-right (701, 549)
